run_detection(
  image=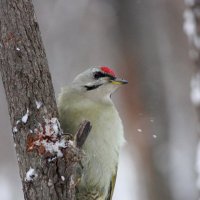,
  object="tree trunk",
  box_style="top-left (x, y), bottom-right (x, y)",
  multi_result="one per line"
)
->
top-left (184, 0), bottom-right (200, 197)
top-left (0, 0), bottom-right (90, 199)
top-left (184, 0), bottom-right (200, 109)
